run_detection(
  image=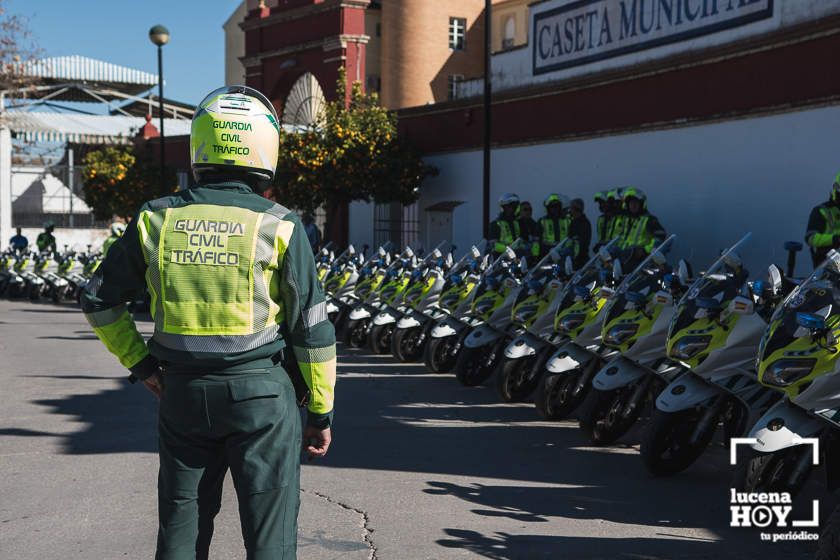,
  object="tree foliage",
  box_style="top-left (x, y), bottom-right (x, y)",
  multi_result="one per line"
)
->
top-left (0, 0), bottom-right (40, 91)
top-left (81, 146), bottom-right (178, 221)
top-left (273, 75), bottom-right (437, 216)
